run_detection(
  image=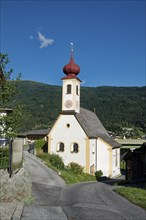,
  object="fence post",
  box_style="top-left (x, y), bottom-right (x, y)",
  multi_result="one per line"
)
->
top-left (9, 139), bottom-right (13, 178)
